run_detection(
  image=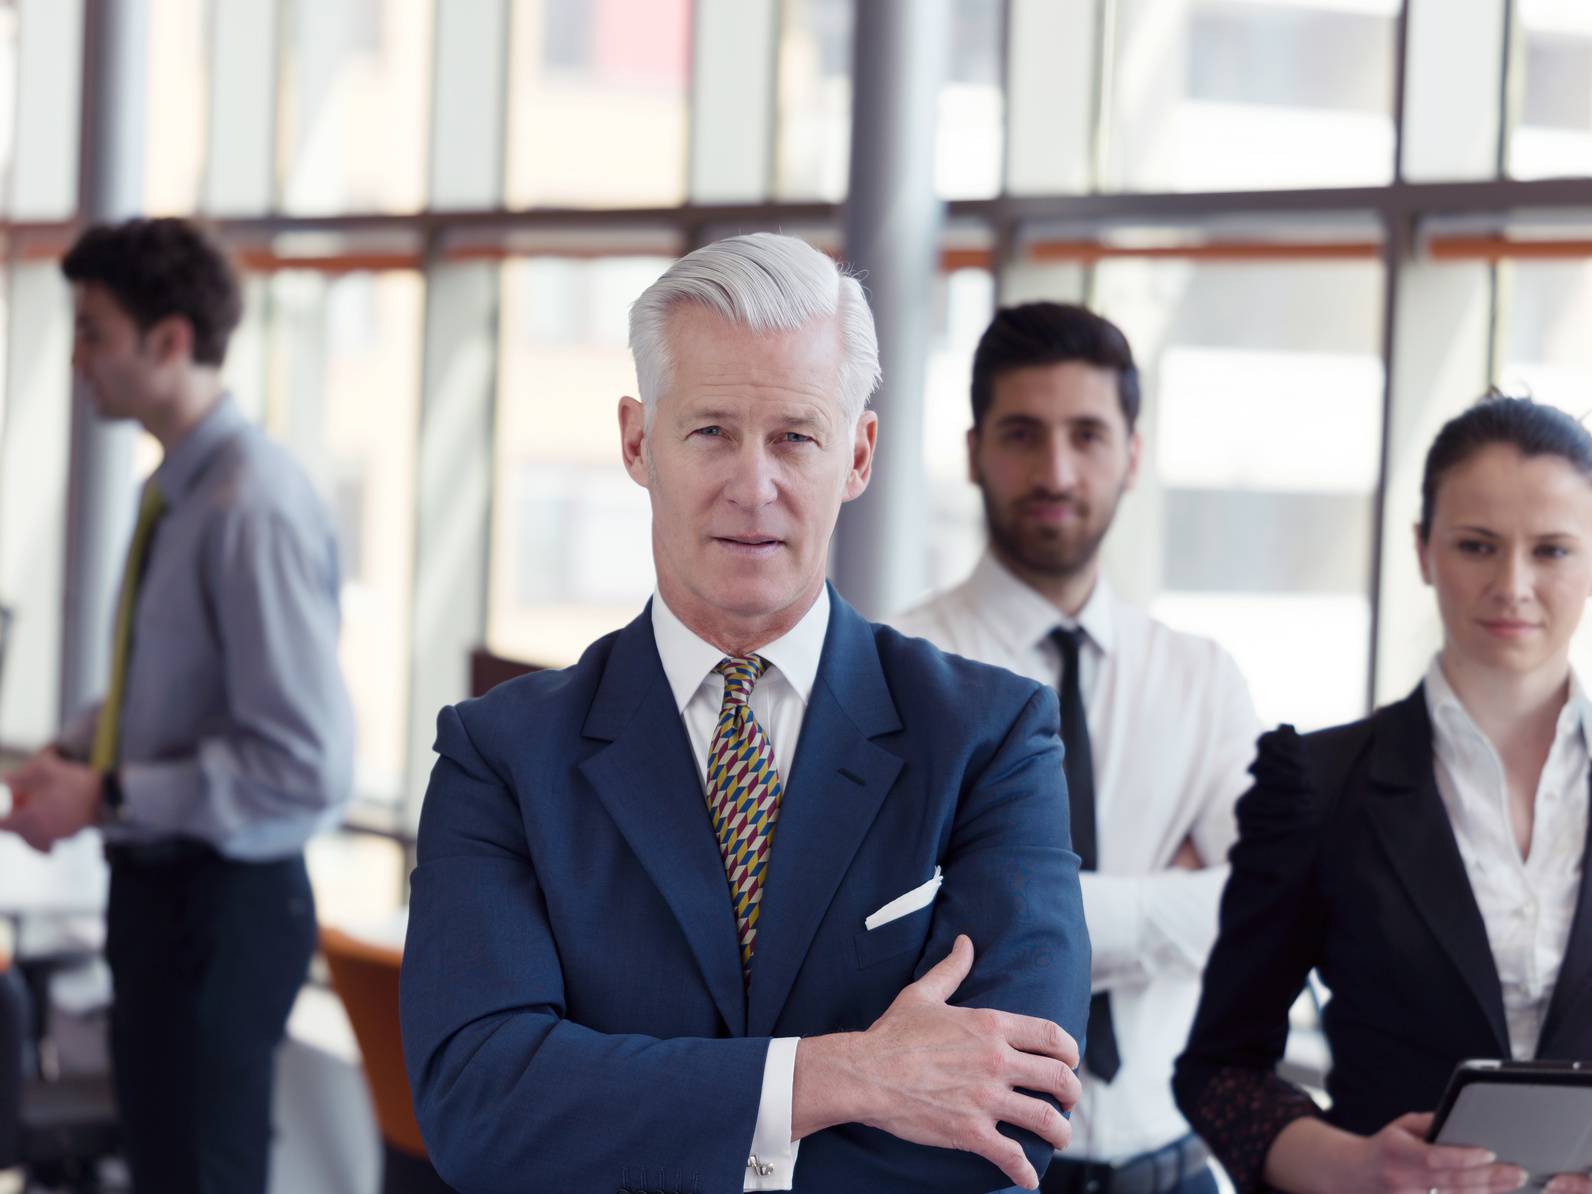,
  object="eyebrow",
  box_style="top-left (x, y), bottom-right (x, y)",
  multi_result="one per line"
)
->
top-left (992, 413), bottom-right (1111, 431)
top-left (1454, 525), bottom-right (1580, 540)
